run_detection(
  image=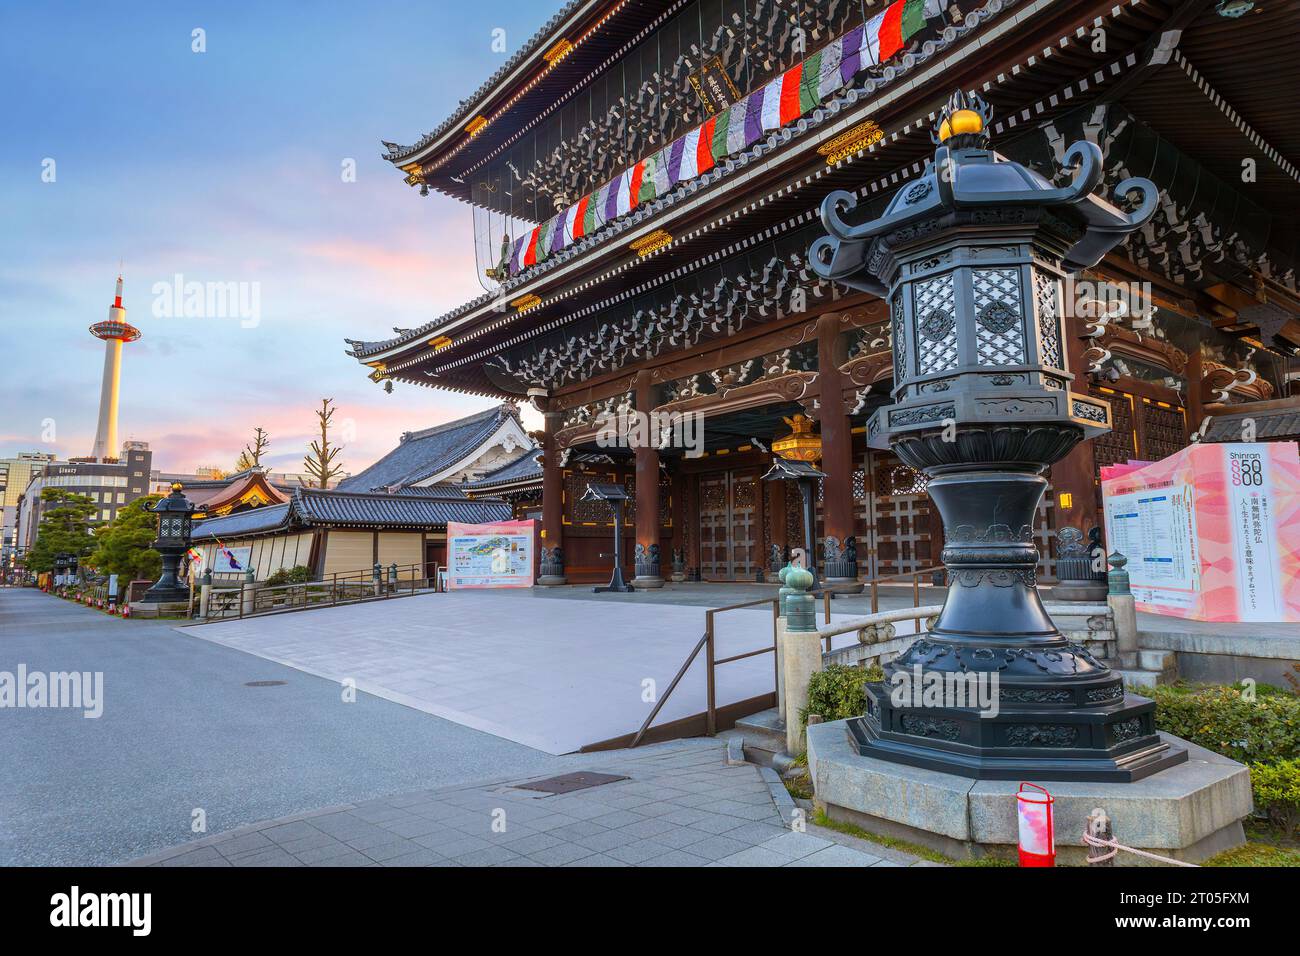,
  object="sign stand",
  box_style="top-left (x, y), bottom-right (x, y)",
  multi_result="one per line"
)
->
top-left (580, 482), bottom-right (634, 593)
